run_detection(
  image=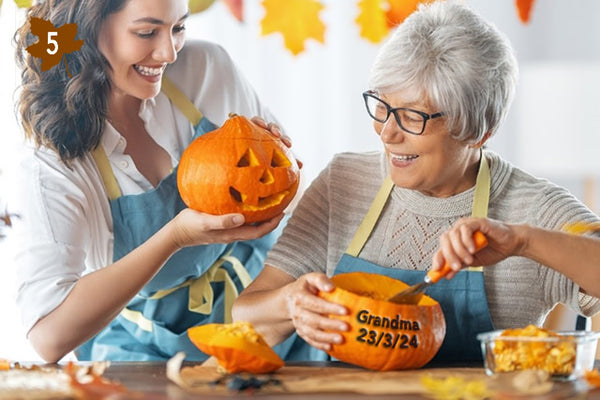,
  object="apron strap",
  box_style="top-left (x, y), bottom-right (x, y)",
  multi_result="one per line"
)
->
top-left (160, 76), bottom-right (204, 126)
top-left (345, 176), bottom-right (395, 257)
top-left (344, 152), bottom-right (491, 272)
top-left (467, 151), bottom-right (491, 272)
top-left (92, 146), bottom-right (122, 201)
